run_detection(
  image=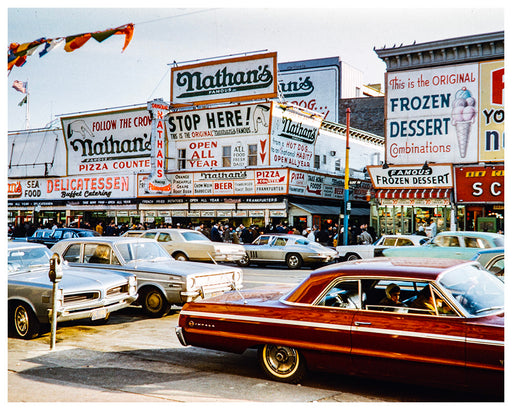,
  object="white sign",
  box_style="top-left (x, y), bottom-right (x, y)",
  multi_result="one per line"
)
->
top-left (8, 175), bottom-right (136, 201)
top-left (61, 108), bottom-right (152, 175)
top-left (279, 60), bottom-right (339, 122)
top-left (270, 103), bottom-right (321, 168)
top-left (171, 52), bottom-right (278, 106)
top-left (137, 168), bottom-right (288, 197)
top-left (367, 164), bottom-right (453, 189)
top-left (288, 170), bottom-right (345, 199)
top-left (167, 102), bottom-right (271, 139)
top-left (386, 63), bottom-right (479, 164)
